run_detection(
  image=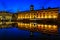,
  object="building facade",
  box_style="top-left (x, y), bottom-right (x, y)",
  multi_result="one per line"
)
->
top-left (0, 11), bottom-right (13, 21)
top-left (18, 5), bottom-right (59, 20)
